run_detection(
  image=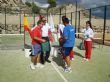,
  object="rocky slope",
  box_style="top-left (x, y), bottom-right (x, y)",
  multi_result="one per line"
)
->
top-left (0, 0), bottom-right (22, 7)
